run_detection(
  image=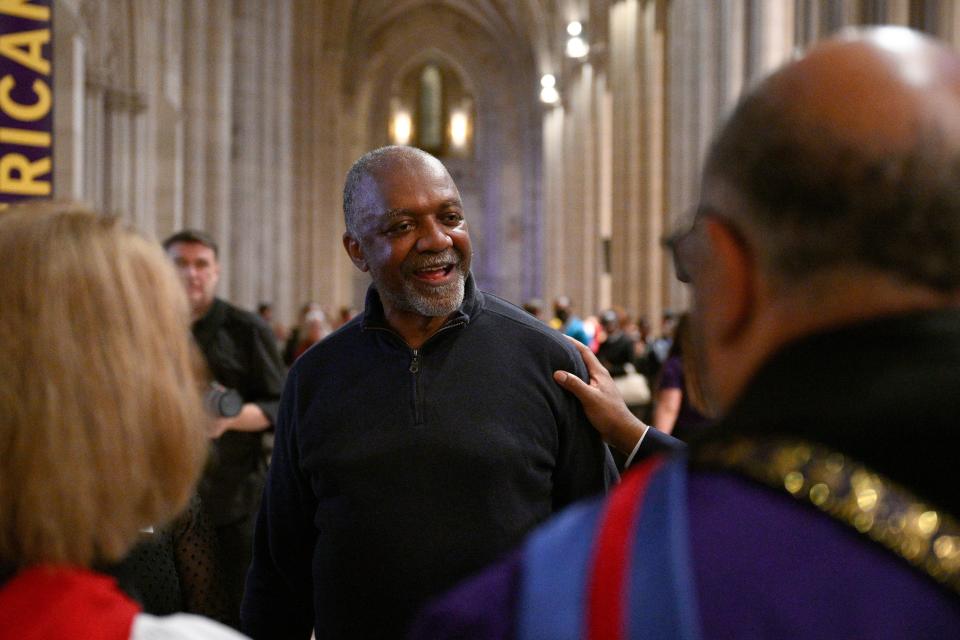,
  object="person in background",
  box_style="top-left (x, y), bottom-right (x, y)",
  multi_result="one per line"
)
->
top-left (411, 27), bottom-right (960, 638)
top-left (0, 202), bottom-right (244, 639)
top-left (522, 297), bottom-right (544, 320)
top-left (651, 312), bottom-right (714, 441)
top-left (596, 308), bottom-right (637, 378)
top-left (334, 305), bottom-right (357, 329)
top-left (290, 308), bottom-right (331, 361)
top-left (109, 494), bottom-right (232, 626)
top-left (282, 302), bottom-right (321, 366)
top-left (551, 295), bottom-right (592, 346)
top-left (163, 229), bottom-right (284, 629)
top-left (256, 302), bottom-right (288, 345)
